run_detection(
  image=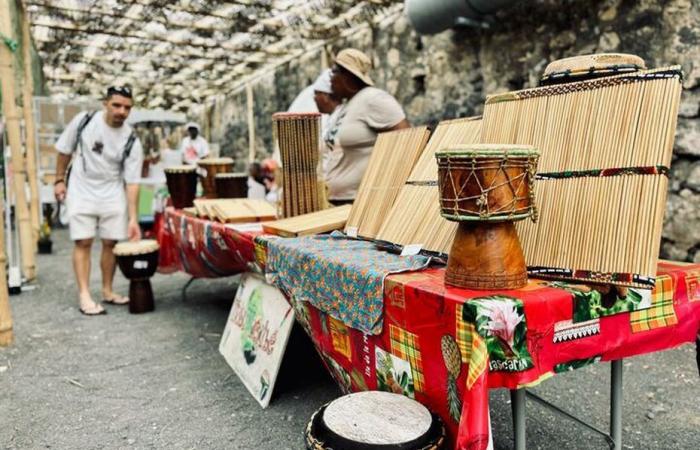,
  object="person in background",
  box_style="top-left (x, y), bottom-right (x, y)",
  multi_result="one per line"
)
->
top-left (180, 122), bottom-right (209, 165)
top-left (326, 48), bottom-right (409, 205)
top-left (311, 68), bottom-right (343, 177)
top-left (53, 86), bottom-right (143, 315)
